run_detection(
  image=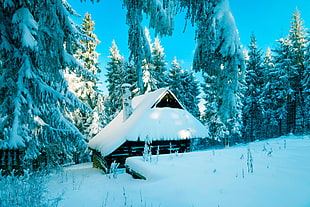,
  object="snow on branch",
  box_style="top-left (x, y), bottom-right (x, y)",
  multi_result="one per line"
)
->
top-left (12, 7), bottom-right (38, 49)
